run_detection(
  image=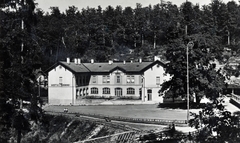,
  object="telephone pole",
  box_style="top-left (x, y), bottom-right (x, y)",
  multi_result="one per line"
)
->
top-left (187, 41), bottom-right (194, 122)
